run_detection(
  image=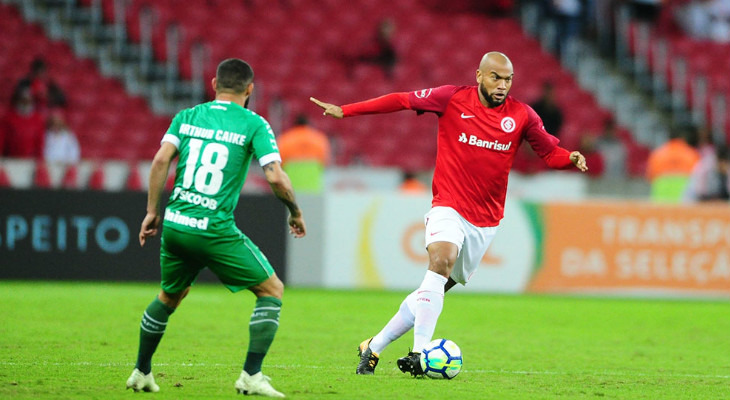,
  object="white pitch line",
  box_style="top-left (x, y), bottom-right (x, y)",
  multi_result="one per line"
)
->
top-left (1, 362), bottom-right (728, 380)
top-left (468, 369), bottom-right (730, 379)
